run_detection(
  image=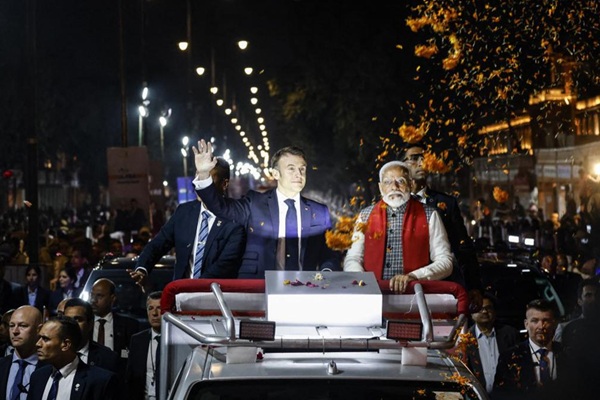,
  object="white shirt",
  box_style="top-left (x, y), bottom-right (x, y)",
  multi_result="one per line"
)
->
top-left (188, 204), bottom-right (216, 278)
top-left (42, 357), bottom-right (79, 400)
top-left (78, 341), bottom-right (90, 364)
top-left (528, 339), bottom-right (557, 383)
top-left (275, 190), bottom-right (302, 270)
top-left (475, 325), bottom-right (499, 393)
top-left (146, 330), bottom-right (160, 400)
top-left (343, 201), bottom-right (453, 280)
top-left (94, 313), bottom-right (115, 351)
